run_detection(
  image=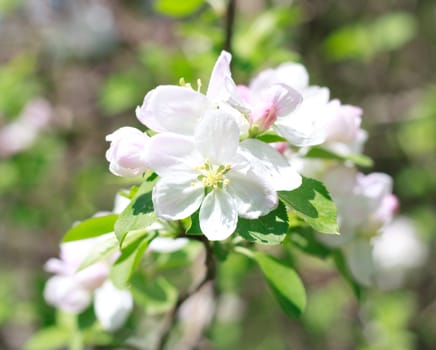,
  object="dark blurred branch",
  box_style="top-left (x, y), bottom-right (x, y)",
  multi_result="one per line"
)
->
top-left (156, 235), bottom-right (216, 350)
top-left (224, 0), bottom-right (236, 54)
